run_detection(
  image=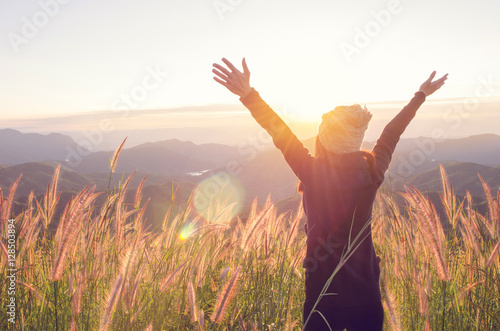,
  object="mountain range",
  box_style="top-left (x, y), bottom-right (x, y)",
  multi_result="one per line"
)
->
top-left (2, 128), bottom-right (500, 226)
